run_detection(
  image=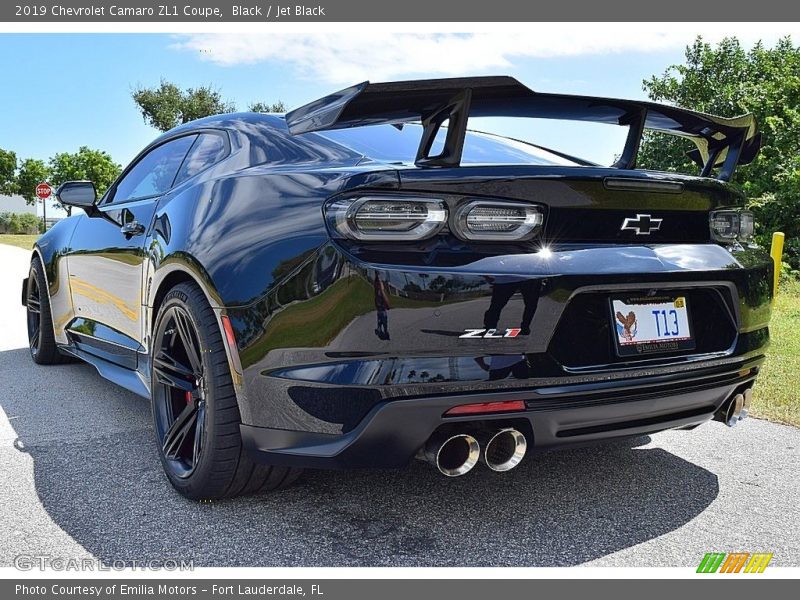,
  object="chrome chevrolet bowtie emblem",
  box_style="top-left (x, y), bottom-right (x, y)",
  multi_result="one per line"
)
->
top-left (621, 214), bottom-right (662, 235)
